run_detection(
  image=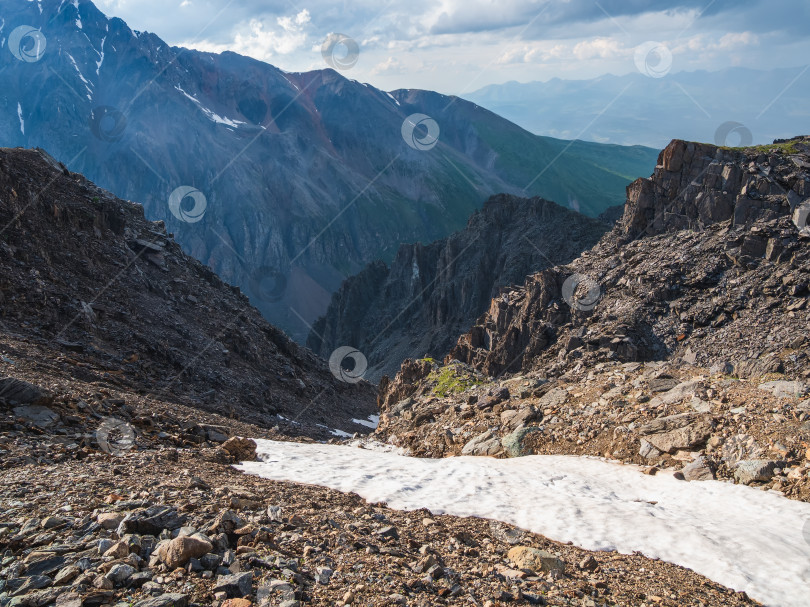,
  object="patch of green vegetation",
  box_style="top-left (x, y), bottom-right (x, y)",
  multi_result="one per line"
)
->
top-left (419, 357), bottom-right (437, 364)
top-left (720, 141), bottom-right (801, 155)
top-left (427, 363), bottom-right (483, 398)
